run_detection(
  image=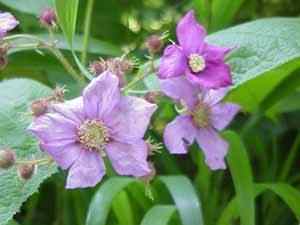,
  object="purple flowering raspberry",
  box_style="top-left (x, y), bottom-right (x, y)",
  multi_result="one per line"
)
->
top-left (28, 71), bottom-right (157, 189)
top-left (158, 10), bottom-right (232, 89)
top-left (160, 76), bottom-right (240, 170)
top-left (0, 12), bottom-right (19, 37)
